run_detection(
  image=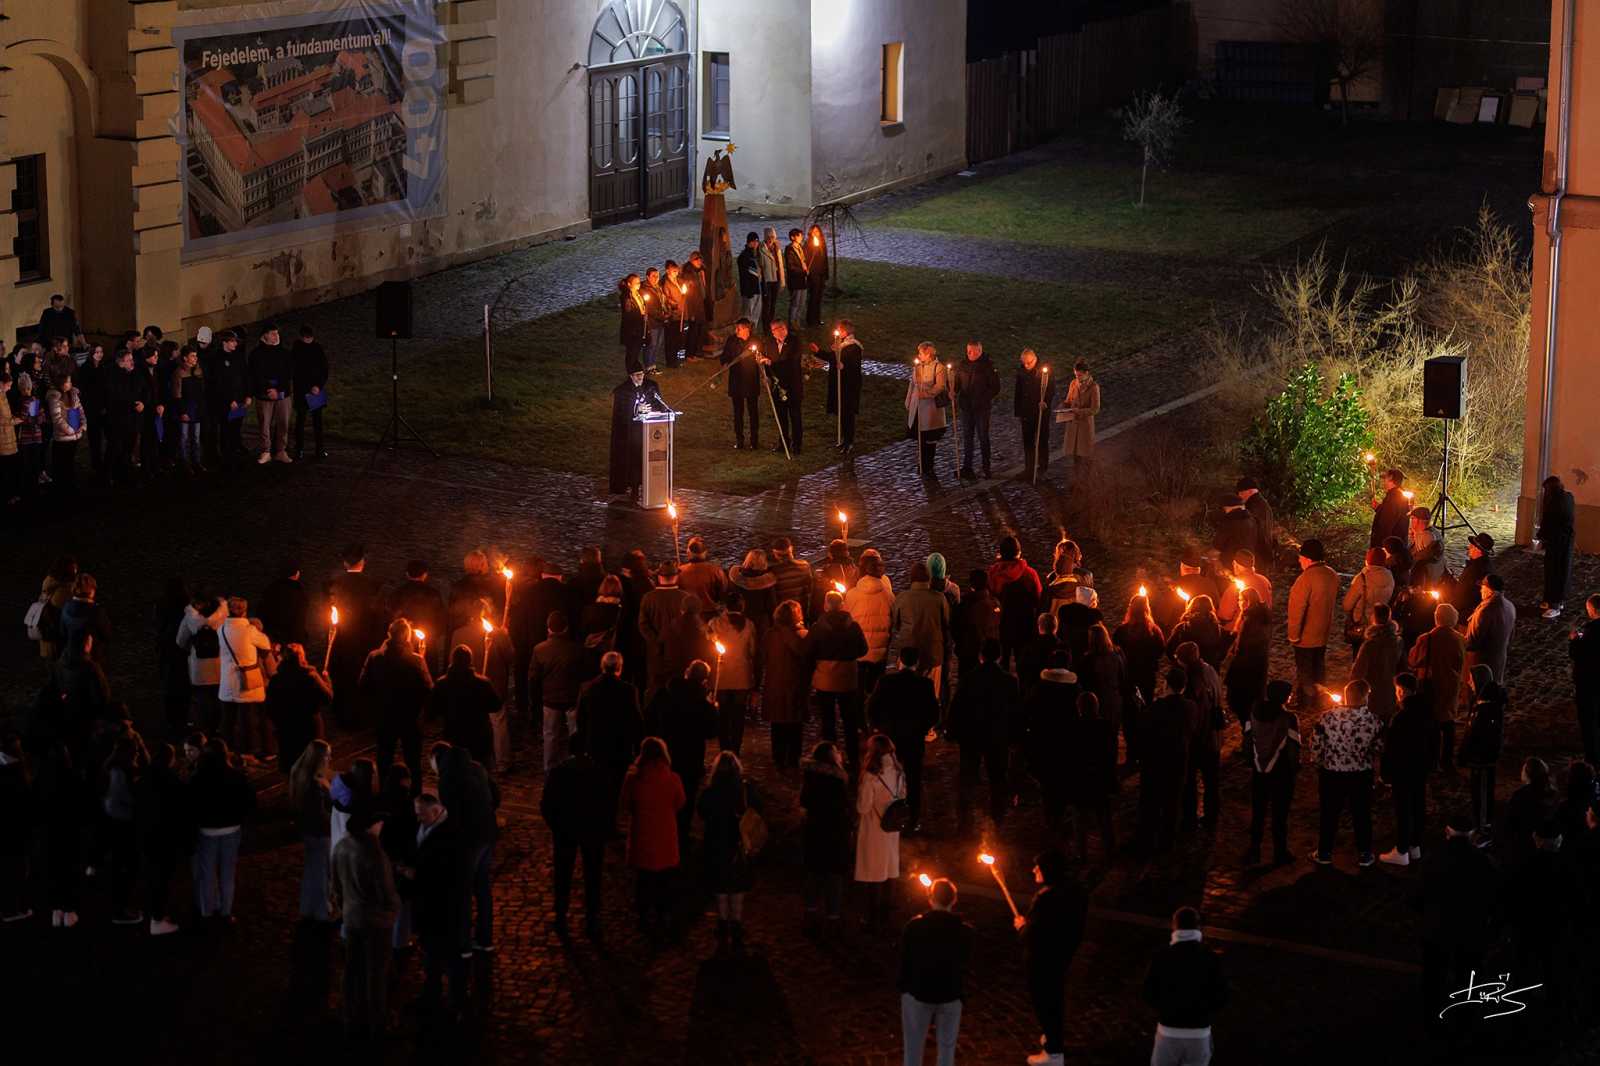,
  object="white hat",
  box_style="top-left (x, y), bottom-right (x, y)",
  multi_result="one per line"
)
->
top-left (1075, 585), bottom-right (1099, 609)
top-left (195, 326), bottom-right (213, 345)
